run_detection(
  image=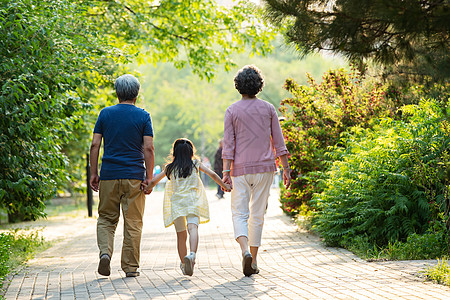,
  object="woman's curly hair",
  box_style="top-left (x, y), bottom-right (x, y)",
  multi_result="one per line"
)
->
top-left (234, 65), bottom-right (264, 97)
